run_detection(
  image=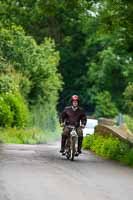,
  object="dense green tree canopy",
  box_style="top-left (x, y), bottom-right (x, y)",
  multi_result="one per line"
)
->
top-left (0, 0), bottom-right (133, 120)
top-left (0, 25), bottom-right (62, 128)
